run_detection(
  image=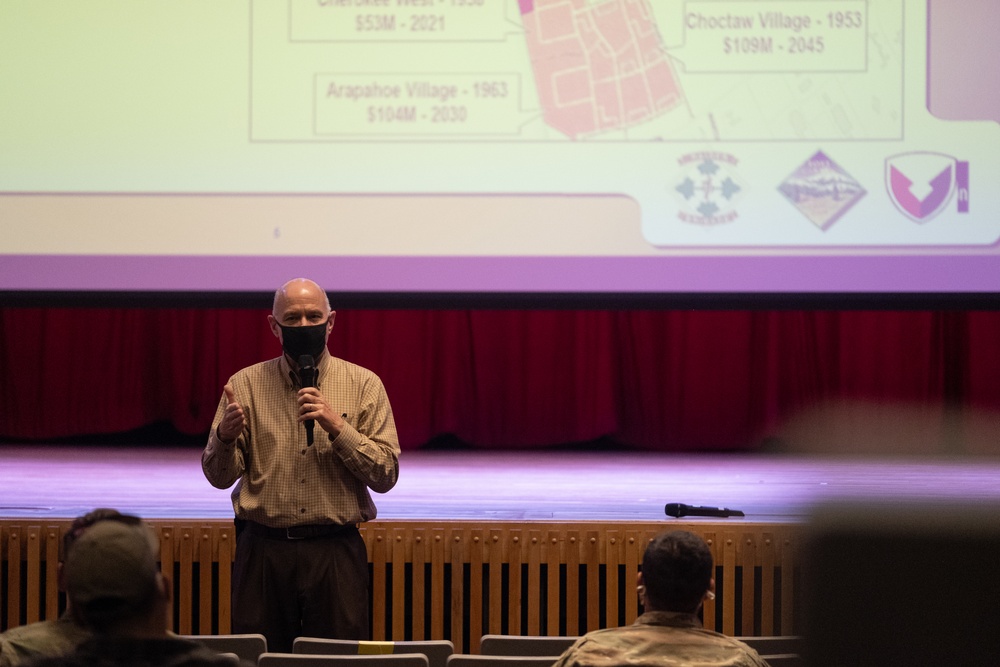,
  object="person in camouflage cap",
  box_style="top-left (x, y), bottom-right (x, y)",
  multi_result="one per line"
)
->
top-left (0, 509), bottom-right (142, 667)
top-left (26, 520), bottom-right (241, 667)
